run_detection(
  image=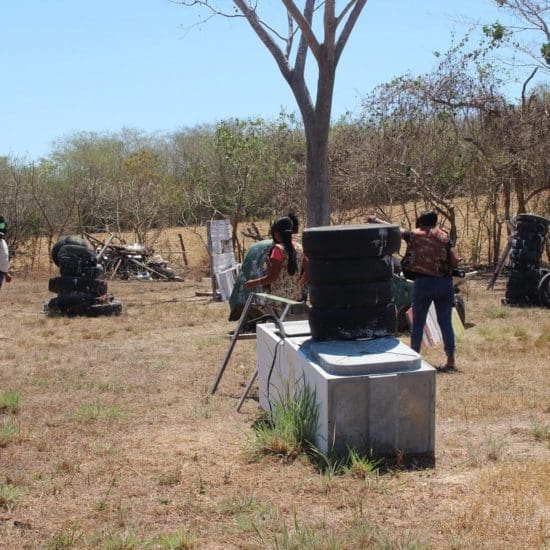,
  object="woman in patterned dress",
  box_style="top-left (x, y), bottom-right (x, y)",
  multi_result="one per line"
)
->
top-left (244, 216), bottom-right (305, 304)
